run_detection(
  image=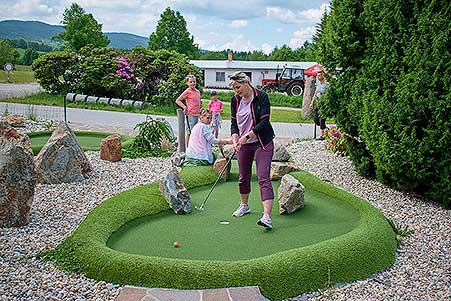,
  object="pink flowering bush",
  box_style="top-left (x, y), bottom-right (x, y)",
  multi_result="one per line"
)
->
top-left (322, 126), bottom-right (348, 156)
